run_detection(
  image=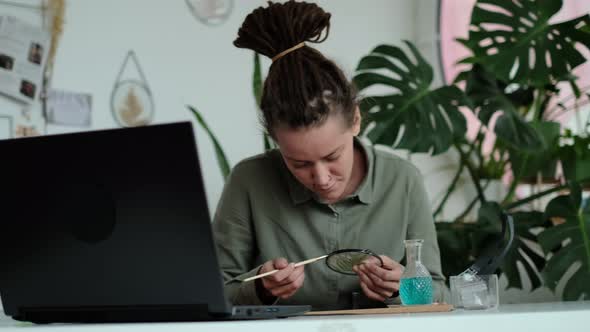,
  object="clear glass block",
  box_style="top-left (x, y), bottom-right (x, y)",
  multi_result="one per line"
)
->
top-left (450, 274), bottom-right (499, 310)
